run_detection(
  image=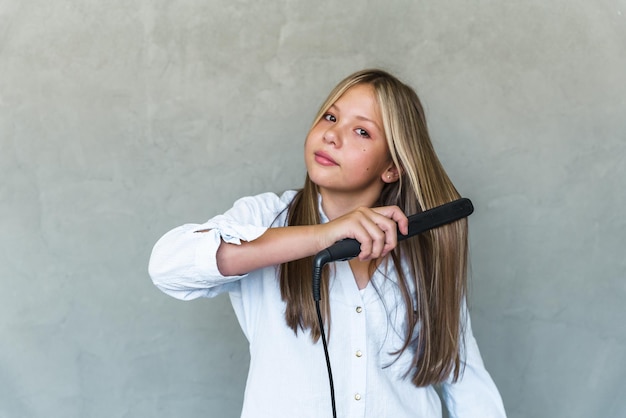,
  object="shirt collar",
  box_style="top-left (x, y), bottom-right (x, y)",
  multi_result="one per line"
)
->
top-left (318, 193), bottom-right (330, 224)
